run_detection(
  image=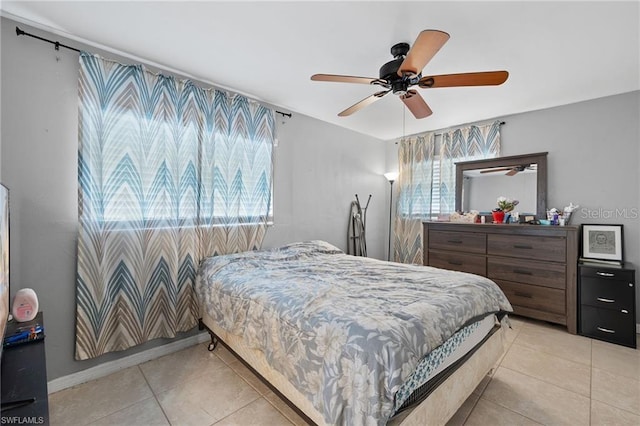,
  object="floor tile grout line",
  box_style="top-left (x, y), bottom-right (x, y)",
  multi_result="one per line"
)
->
top-left (206, 395), bottom-right (266, 426)
top-left (460, 332), bottom-right (514, 425)
top-left (591, 364), bottom-right (640, 384)
top-left (500, 339), bottom-right (594, 398)
top-left (262, 396), bottom-right (304, 426)
top-left (590, 394), bottom-right (640, 418)
top-left (471, 395), bottom-right (545, 425)
top-left (212, 346), bottom-right (304, 425)
top-left (459, 393), bottom-right (482, 425)
top-left (136, 364), bottom-right (173, 426)
top-left (507, 339), bottom-right (594, 370)
top-left (496, 364), bottom-right (591, 400)
top-left (56, 367), bottom-right (160, 426)
top-left (82, 395), bottom-right (160, 426)
top-left (138, 342), bottom-right (230, 398)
